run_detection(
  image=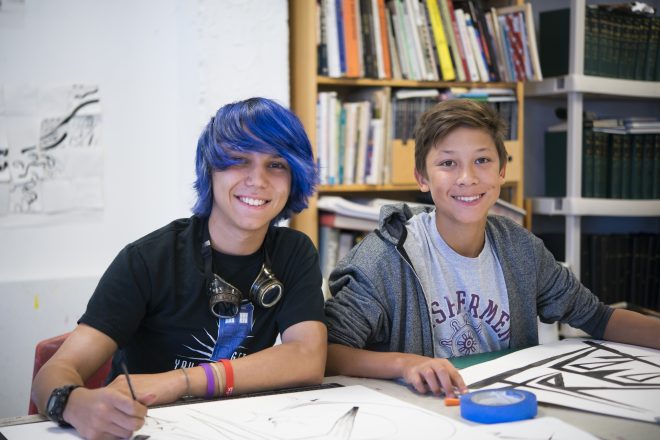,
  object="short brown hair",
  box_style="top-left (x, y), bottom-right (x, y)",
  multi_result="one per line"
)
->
top-left (414, 99), bottom-right (508, 177)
